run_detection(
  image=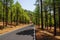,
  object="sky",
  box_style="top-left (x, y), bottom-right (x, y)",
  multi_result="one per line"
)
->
top-left (14, 0), bottom-right (36, 11)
